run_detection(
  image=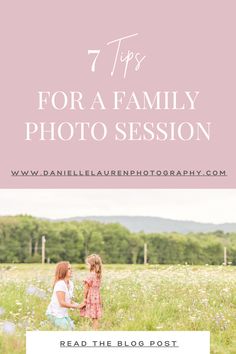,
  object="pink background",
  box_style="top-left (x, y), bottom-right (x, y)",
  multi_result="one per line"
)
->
top-left (0, 0), bottom-right (235, 188)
